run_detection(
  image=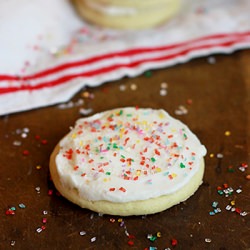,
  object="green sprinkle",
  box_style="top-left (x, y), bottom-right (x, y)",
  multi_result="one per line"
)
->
top-left (149, 235), bottom-right (157, 242)
top-left (217, 190), bottom-right (224, 195)
top-left (183, 133), bottom-right (188, 139)
top-left (180, 162), bottom-right (186, 168)
top-left (121, 155), bottom-right (126, 158)
top-left (145, 70), bottom-right (152, 78)
top-left (113, 143), bottom-right (118, 149)
top-left (119, 110), bottom-right (123, 115)
top-left (151, 157), bottom-right (156, 162)
top-left (106, 172), bottom-right (111, 175)
top-left (126, 114), bottom-right (132, 117)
